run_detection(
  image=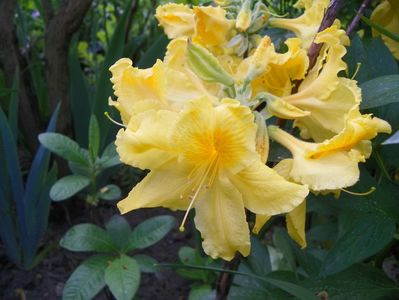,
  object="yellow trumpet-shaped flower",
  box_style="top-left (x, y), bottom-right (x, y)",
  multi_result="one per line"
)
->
top-left (116, 98), bottom-right (309, 260)
top-left (269, 0), bottom-right (330, 49)
top-left (371, 0), bottom-right (399, 60)
top-left (109, 52), bottom-right (216, 124)
top-left (155, 3), bottom-right (195, 39)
